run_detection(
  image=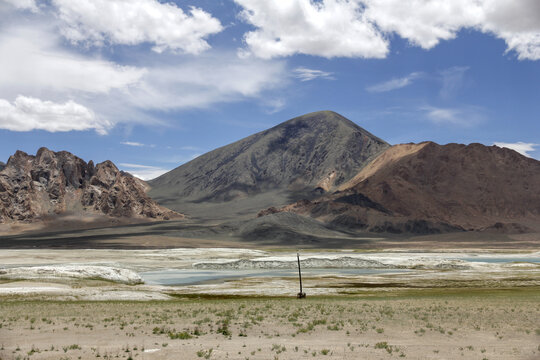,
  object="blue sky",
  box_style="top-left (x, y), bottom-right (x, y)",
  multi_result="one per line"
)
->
top-left (0, 0), bottom-right (539, 179)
